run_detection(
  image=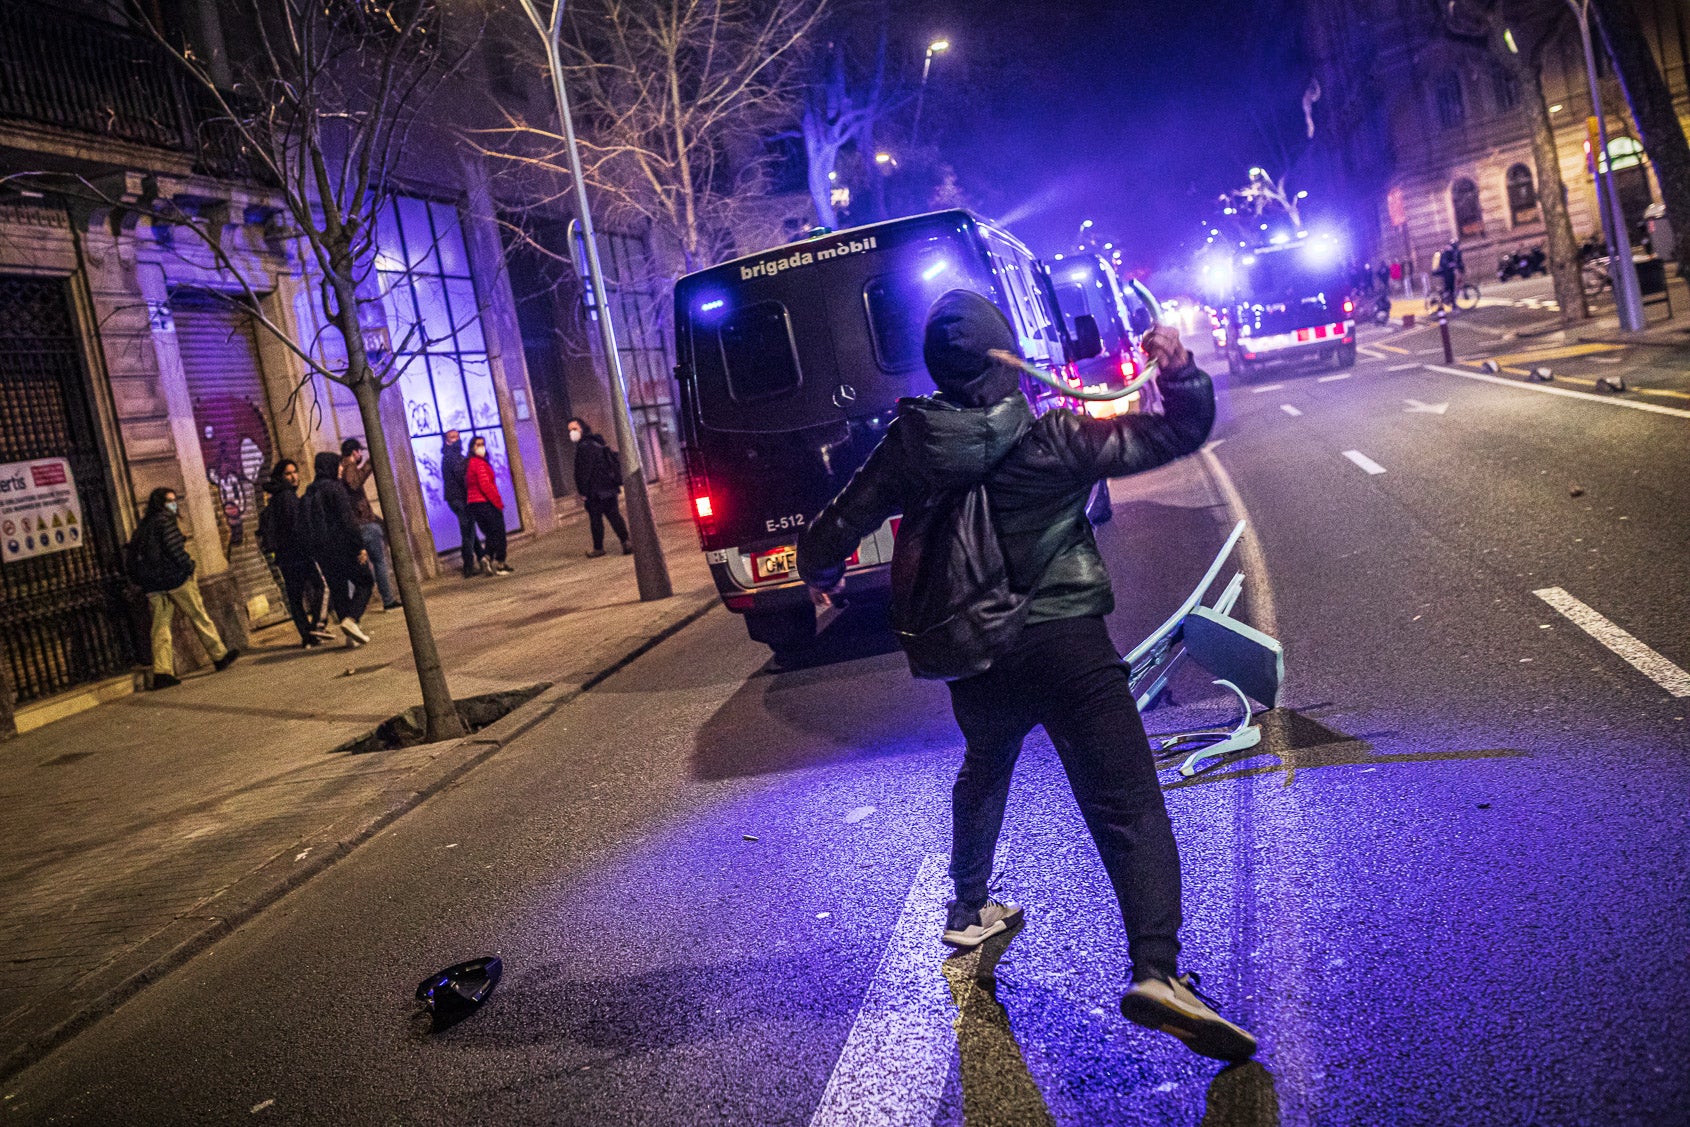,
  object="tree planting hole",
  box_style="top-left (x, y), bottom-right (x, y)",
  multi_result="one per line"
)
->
top-left (331, 684), bottom-right (550, 754)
